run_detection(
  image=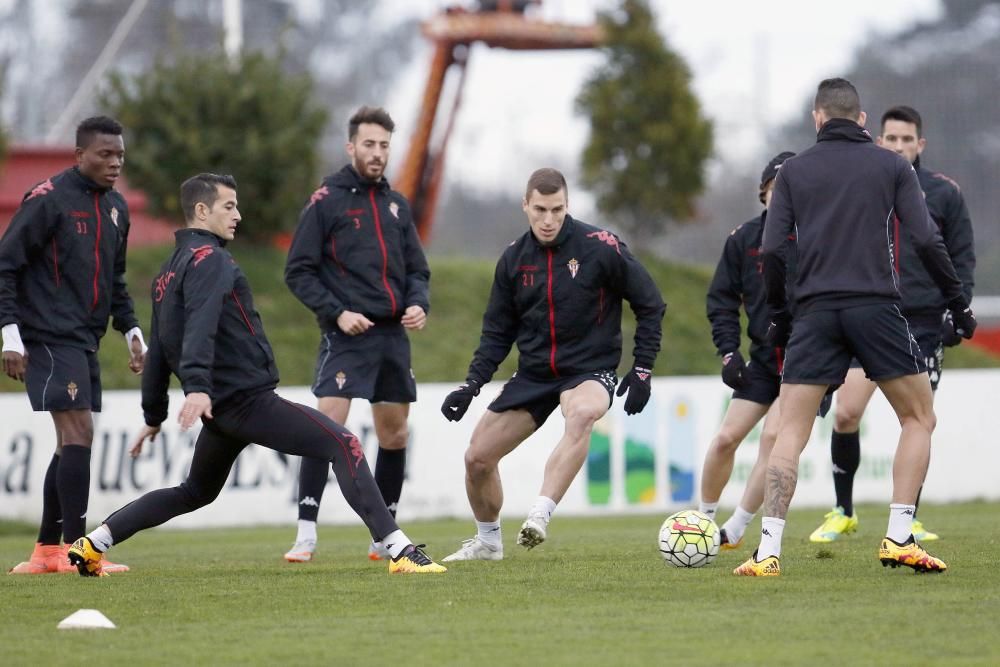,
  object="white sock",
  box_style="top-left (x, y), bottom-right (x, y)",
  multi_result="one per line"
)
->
top-left (722, 506), bottom-right (756, 542)
top-left (381, 529), bottom-right (410, 559)
top-left (886, 504), bottom-right (916, 543)
top-left (476, 520), bottom-right (502, 547)
top-left (758, 517), bottom-right (785, 559)
top-left (296, 519), bottom-right (317, 544)
top-left (528, 496), bottom-right (557, 523)
top-left (699, 501), bottom-right (719, 521)
top-left (87, 524), bottom-right (114, 553)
